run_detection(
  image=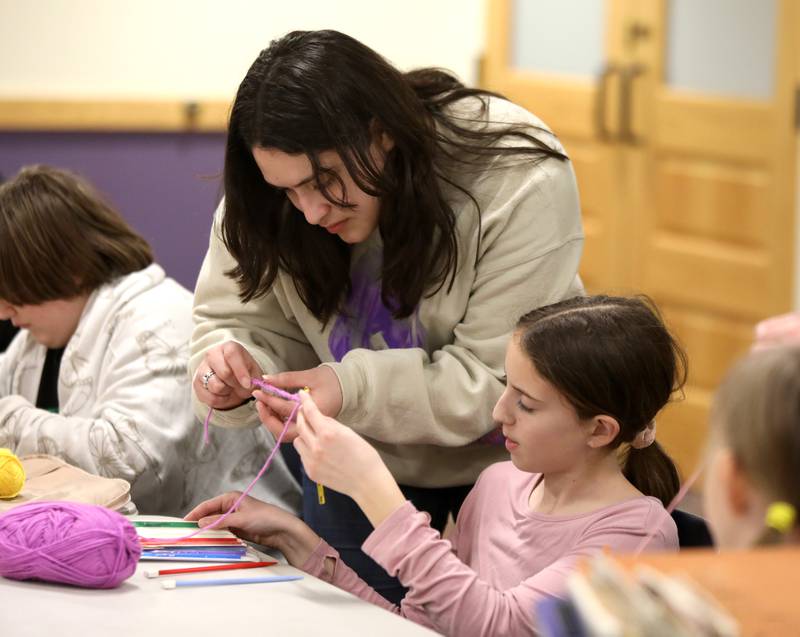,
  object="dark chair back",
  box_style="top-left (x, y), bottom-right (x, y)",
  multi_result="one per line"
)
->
top-left (671, 509), bottom-right (714, 548)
